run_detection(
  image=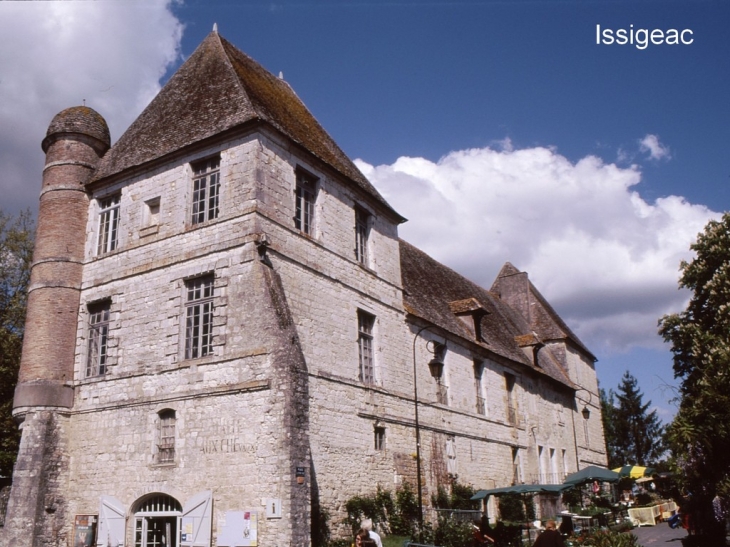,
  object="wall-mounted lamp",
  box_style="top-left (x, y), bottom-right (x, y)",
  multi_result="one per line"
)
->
top-left (427, 343), bottom-right (445, 379)
top-left (581, 405), bottom-right (591, 420)
top-left (575, 387), bottom-right (593, 418)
